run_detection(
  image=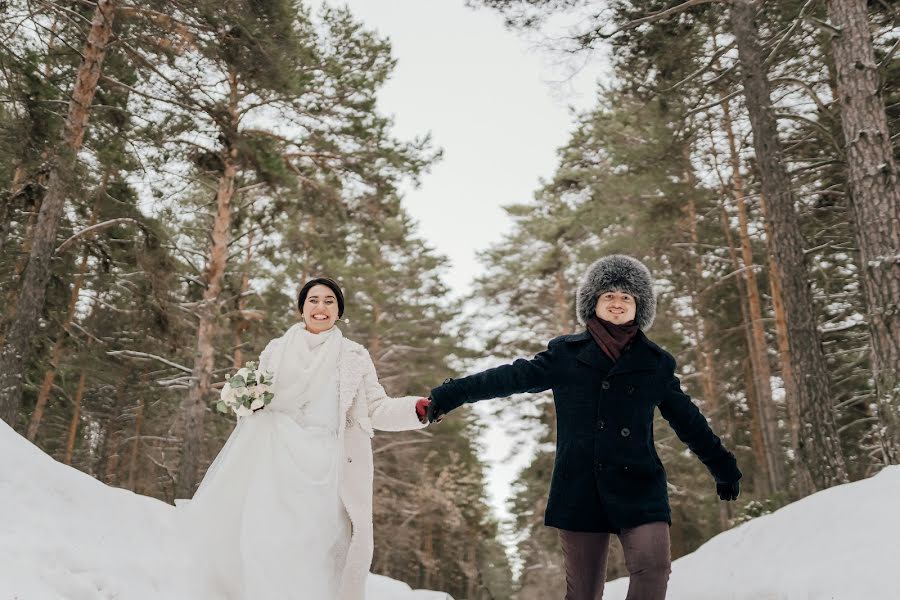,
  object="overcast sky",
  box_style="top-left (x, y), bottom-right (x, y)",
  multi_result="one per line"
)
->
top-left (330, 0), bottom-right (607, 561)
top-left (335, 0), bottom-right (606, 295)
